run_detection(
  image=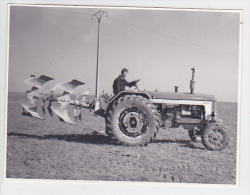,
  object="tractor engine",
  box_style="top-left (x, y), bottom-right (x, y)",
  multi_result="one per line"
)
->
top-left (179, 105), bottom-right (205, 119)
top-left (156, 104), bottom-right (205, 128)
